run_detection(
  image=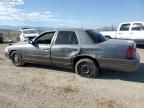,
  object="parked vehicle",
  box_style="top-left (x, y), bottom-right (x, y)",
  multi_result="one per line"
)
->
top-left (100, 21), bottom-right (144, 45)
top-left (5, 29), bottom-right (140, 78)
top-left (0, 33), bottom-right (3, 43)
top-left (20, 28), bottom-right (39, 42)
